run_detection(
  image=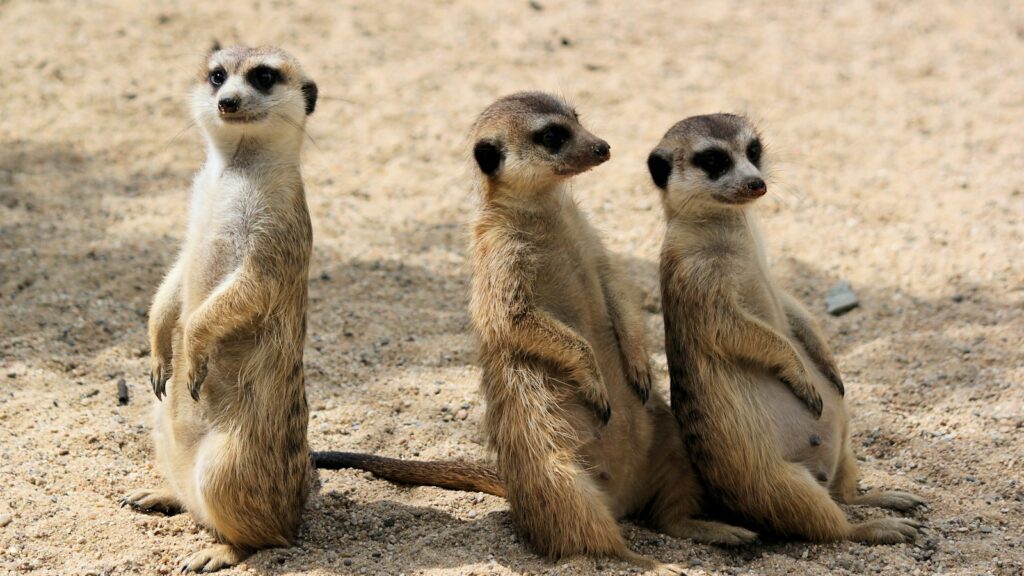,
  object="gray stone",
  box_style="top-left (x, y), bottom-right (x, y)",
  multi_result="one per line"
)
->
top-left (826, 281), bottom-right (860, 315)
